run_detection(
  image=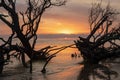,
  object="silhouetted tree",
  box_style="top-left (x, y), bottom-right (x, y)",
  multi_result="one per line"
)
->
top-left (0, 0), bottom-right (66, 73)
top-left (75, 2), bottom-right (120, 64)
